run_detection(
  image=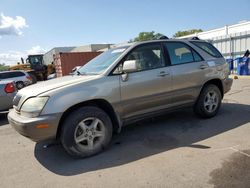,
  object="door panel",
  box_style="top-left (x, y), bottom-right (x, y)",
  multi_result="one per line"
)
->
top-left (119, 43), bottom-right (173, 119)
top-left (120, 67), bottom-right (172, 118)
top-left (170, 62), bottom-right (208, 106)
top-left (164, 42), bottom-right (208, 106)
